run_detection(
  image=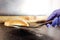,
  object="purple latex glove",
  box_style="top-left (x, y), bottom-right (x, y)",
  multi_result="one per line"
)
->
top-left (47, 9), bottom-right (60, 27)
